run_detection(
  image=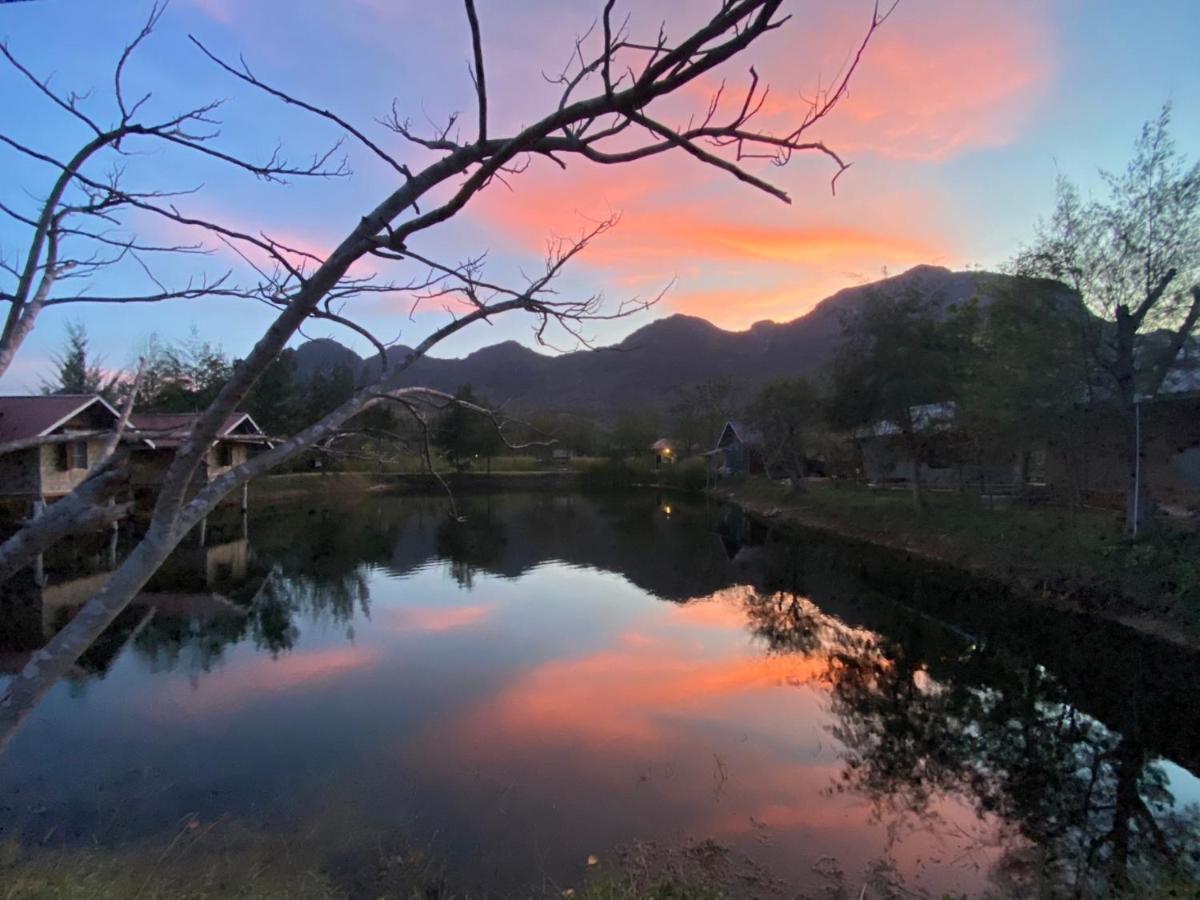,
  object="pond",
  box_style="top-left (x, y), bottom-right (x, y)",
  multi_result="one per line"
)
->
top-left (1, 490), bottom-right (1199, 897)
